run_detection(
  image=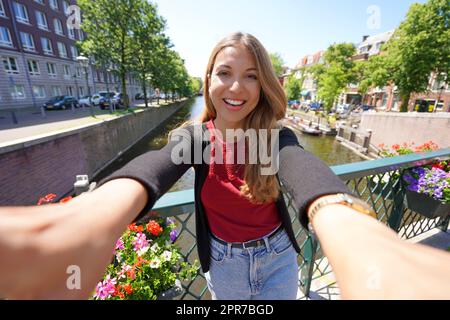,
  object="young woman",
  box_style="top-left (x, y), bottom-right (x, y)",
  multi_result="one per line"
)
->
top-left (90, 32), bottom-right (351, 300)
top-left (0, 32), bottom-right (367, 300)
